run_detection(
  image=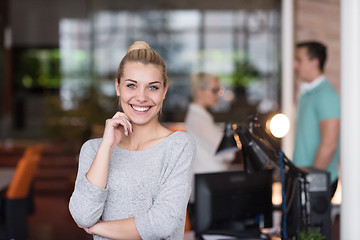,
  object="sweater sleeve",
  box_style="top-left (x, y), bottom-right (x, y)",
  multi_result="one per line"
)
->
top-left (68, 139), bottom-right (108, 227)
top-left (134, 133), bottom-right (196, 240)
